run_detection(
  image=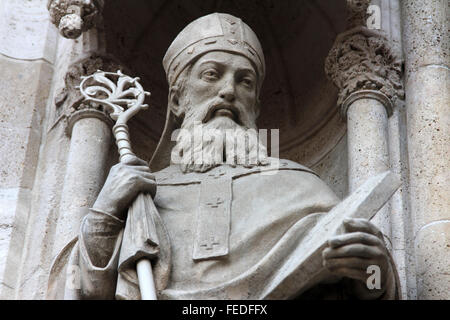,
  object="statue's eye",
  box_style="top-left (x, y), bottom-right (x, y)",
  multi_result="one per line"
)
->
top-left (202, 69), bottom-right (219, 80)
top-left (240, 77), bottom-right (254, 89)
